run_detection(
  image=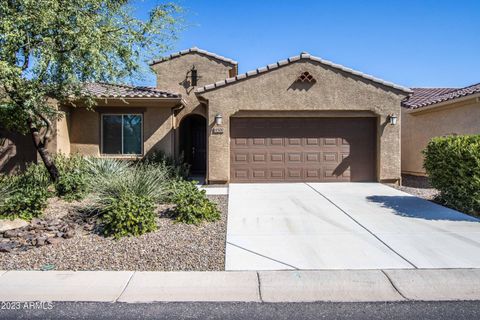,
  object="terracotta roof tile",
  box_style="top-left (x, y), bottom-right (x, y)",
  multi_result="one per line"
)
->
top-left (195, 52), bottom-right (412, 94)
top-left (149, 47), bottom-right (238, 66)
top-left (83, 83), bottom-right (181, 99)
top-left (402, 83), bottom-right (480, 109)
